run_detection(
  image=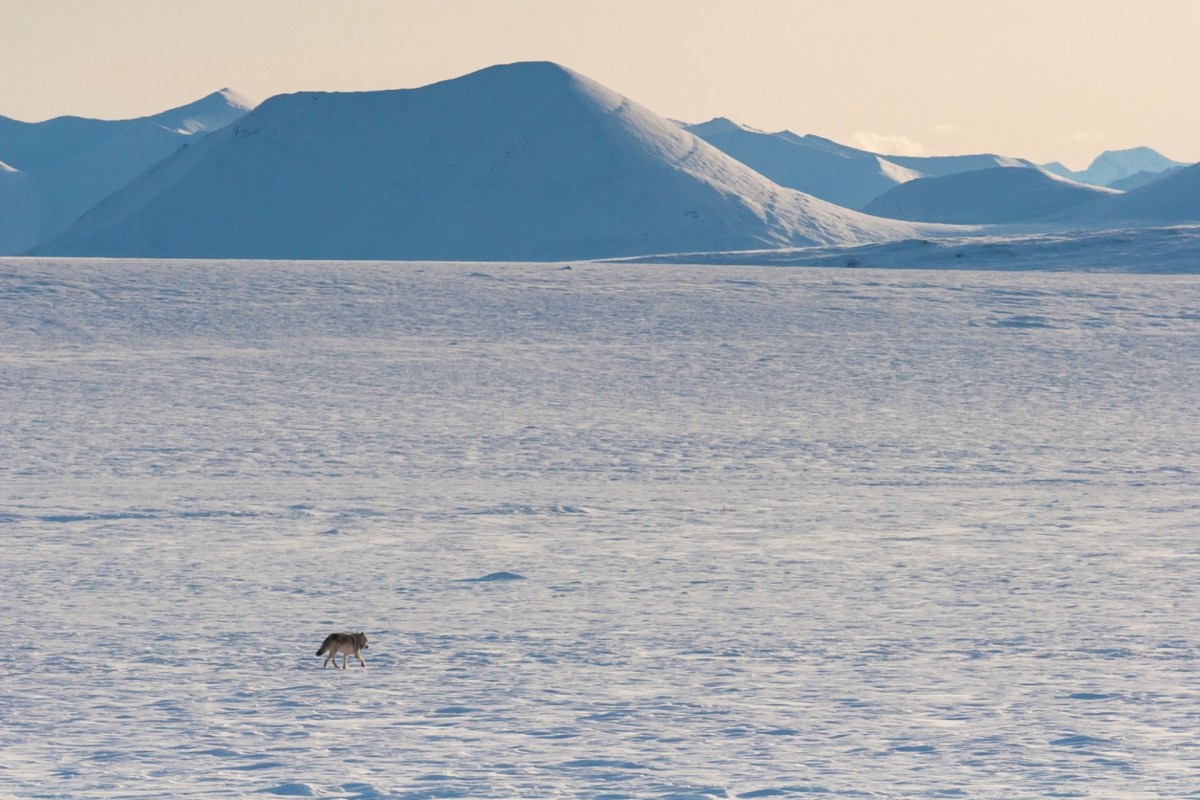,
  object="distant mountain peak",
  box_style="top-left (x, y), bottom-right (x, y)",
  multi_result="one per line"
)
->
top-left (148, 88), bottom-right (254, 134)
top-left (215, 88), bottom-right (255, 110)
top-left (1044, 146), bottom-right (1189, 187)
top-left (686, 117), bottom-right (753, 137)
top-left (1089, 145), bottom-right (1174, 165)
top-left (435, 60), bottom-right (581, 91)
